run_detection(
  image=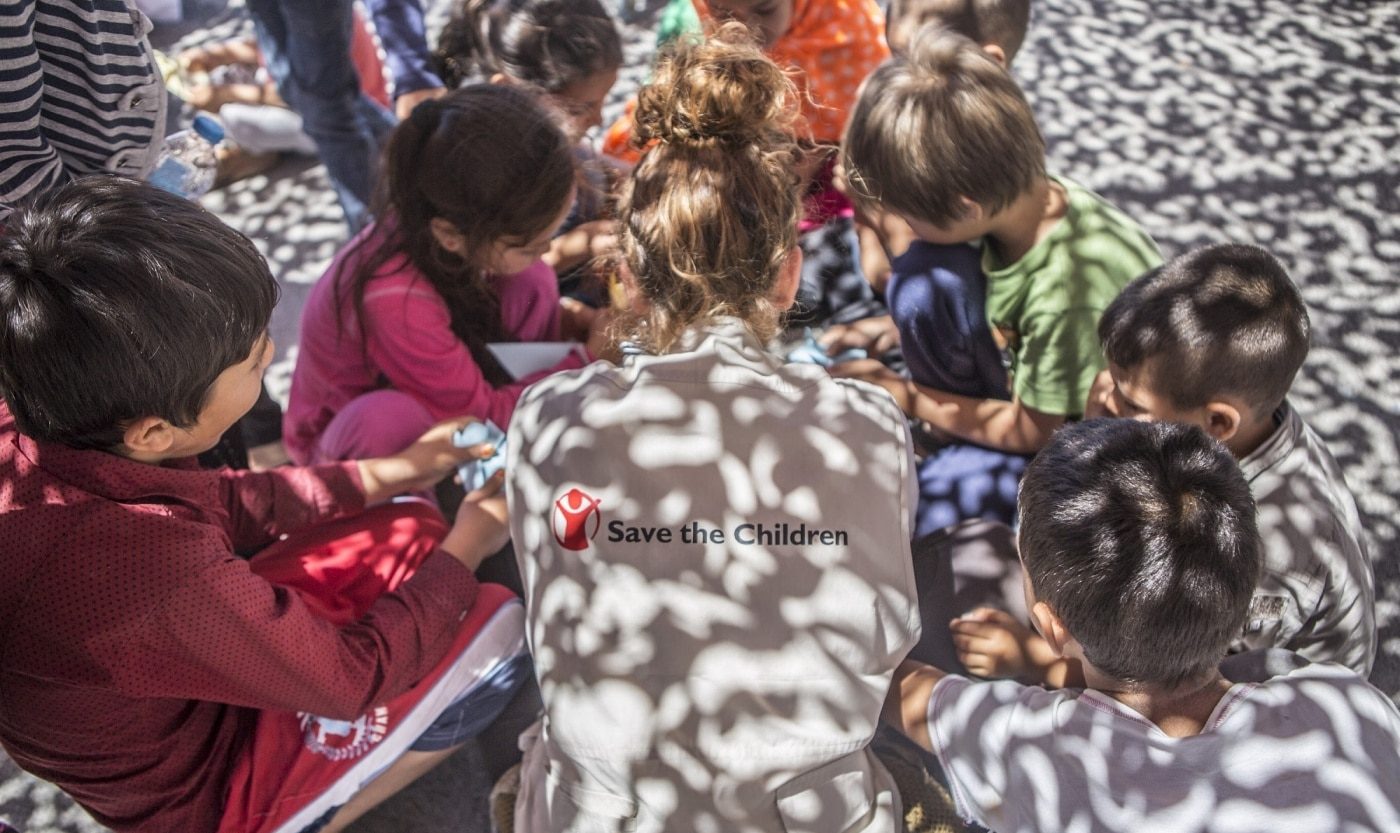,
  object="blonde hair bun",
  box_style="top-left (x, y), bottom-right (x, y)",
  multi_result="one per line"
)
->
top-left (634, 23), bottom-right (798, 148)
